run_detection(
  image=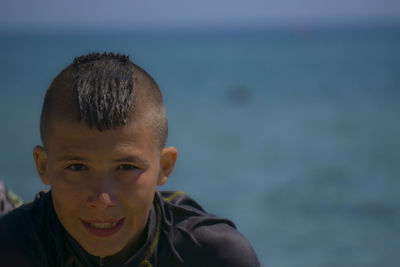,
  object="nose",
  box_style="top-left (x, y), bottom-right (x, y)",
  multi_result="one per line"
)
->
top-left (86, 174), bottom-right (116, 209)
